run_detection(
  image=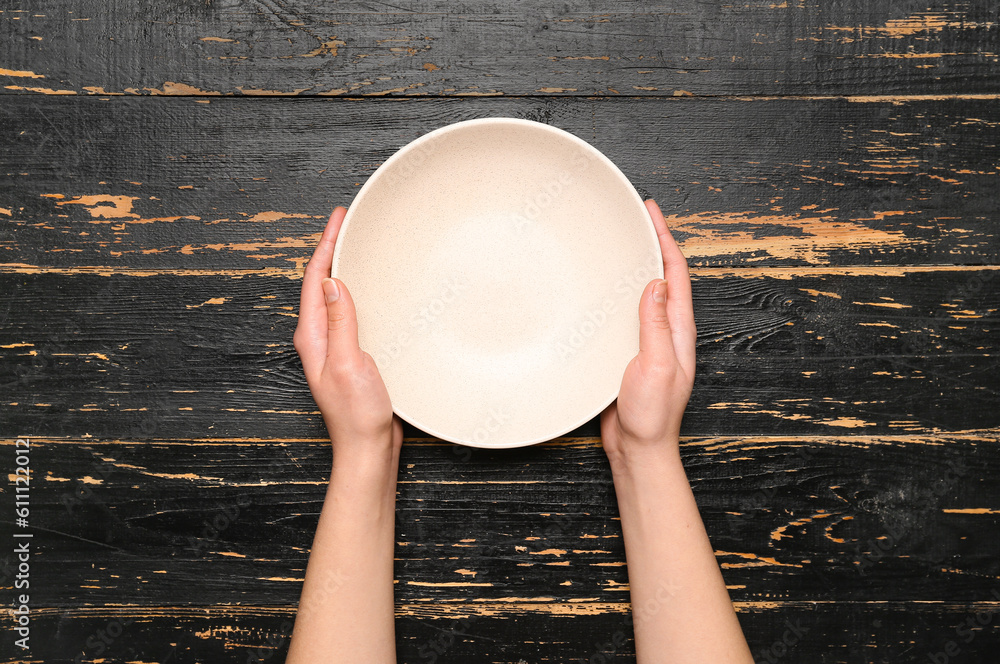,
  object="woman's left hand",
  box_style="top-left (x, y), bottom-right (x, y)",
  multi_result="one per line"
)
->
top-left (293, 206), bottom-right (403, 469)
